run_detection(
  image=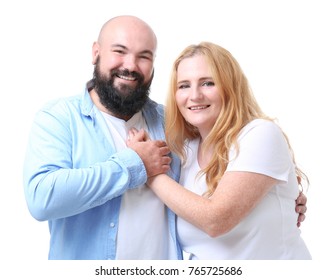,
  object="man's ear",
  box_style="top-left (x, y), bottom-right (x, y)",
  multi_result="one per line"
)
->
top-left (92, 42), bottom-right (99, 65)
